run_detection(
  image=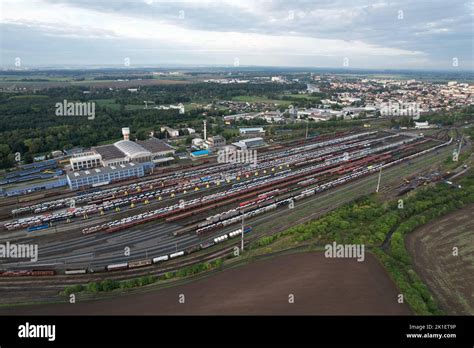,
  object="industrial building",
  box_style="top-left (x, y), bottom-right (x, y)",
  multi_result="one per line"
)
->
top-left (239, 127), bottom-right (265, 137)
top-left (161, 126), bottom-right (179, 138)
top-left (415, 121), bottom-right (431, 129)
top-left (70, 152), bottom-right (102, 171)
top-left (1, 178), bottom-right (68, 197)
top-left (66, 162), bottom-right (146, 190)
top-left (232, 137), bottom-right (266, 150)
top-left (205, 135), bottom-right (226, 149)
top-left (66, 128), bottom-right (175, 190)
top-left (70, 128), bottom-right (176, 170)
